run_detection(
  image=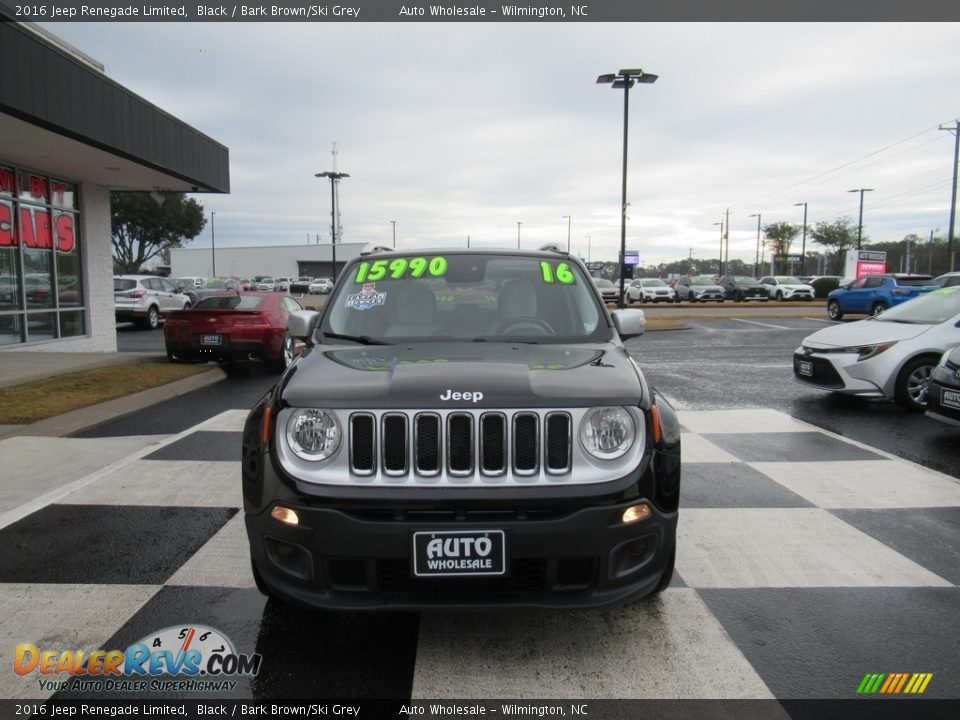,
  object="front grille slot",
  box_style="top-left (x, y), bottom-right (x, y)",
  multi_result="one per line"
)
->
top-left (350, 414), bottom-right (376, 475)
top-left (513, 413), bottom-right (539, 475)
top-left (480, 413), bottom-right (506, 475)
top-left (447, 413), bottom-right (474, 476)
top-left (545, 412), bottom-right (571, 473)
top-left (415, 414), bottom-right (441, 475)
top-left (382, 414), bottom-right (408, 475)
